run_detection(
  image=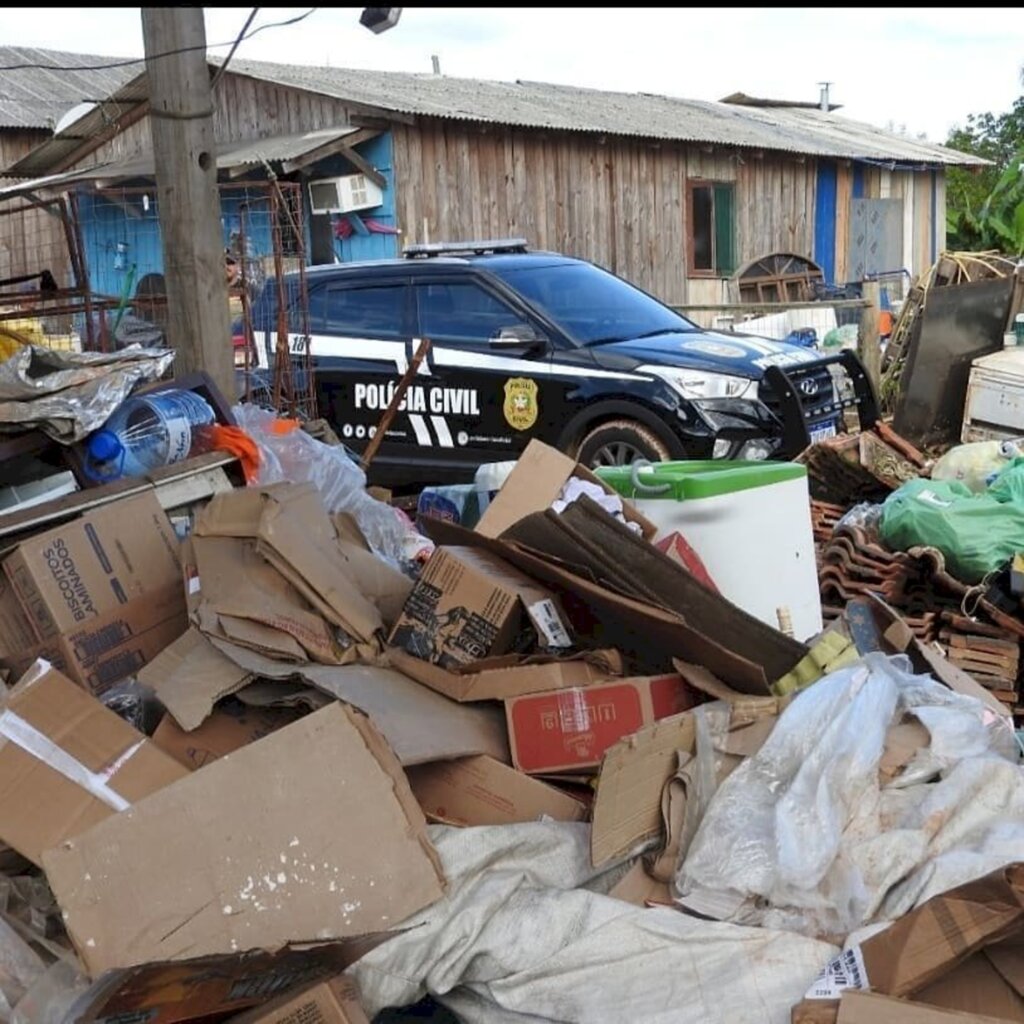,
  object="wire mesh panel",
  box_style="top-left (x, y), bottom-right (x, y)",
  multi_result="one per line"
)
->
top-left (0, 194), bottom-right (96, 358)
top-left (70, 178), bottom-right (314, 417)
